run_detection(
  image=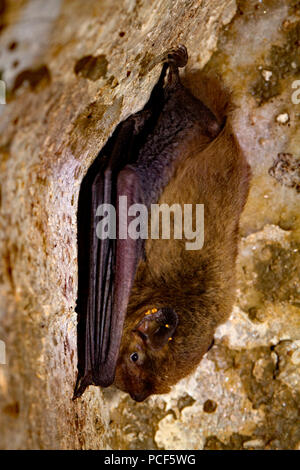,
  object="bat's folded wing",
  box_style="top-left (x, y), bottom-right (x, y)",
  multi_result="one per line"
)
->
top-left (74, 124), bottom-right (144, 398)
